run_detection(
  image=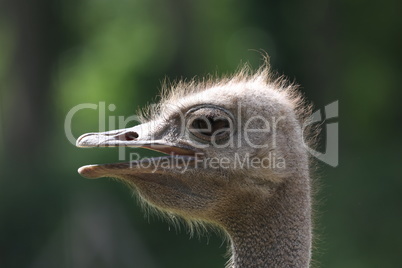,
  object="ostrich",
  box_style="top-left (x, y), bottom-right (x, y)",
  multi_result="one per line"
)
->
top-left (76, 62), bottom-right (314, 268)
